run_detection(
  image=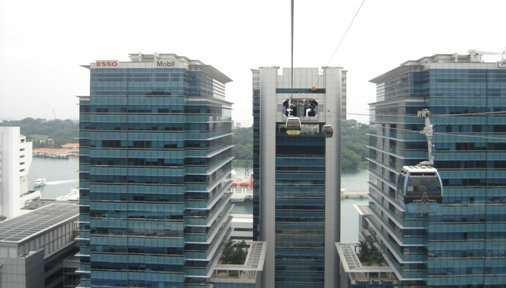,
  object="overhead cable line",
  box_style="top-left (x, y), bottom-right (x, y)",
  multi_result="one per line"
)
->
top-left (369, 126), bottom-right (506, 141)
top-left (291, 0), bottom-right (294, 96)
top-left (325, 0), bottom-right (366, 66)
top-left (309, 0), bottom-right (366, 89)
top-left (346, 110), bottom-right (506, 119)
top-left (423, 111), bottom-right (506, 118)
